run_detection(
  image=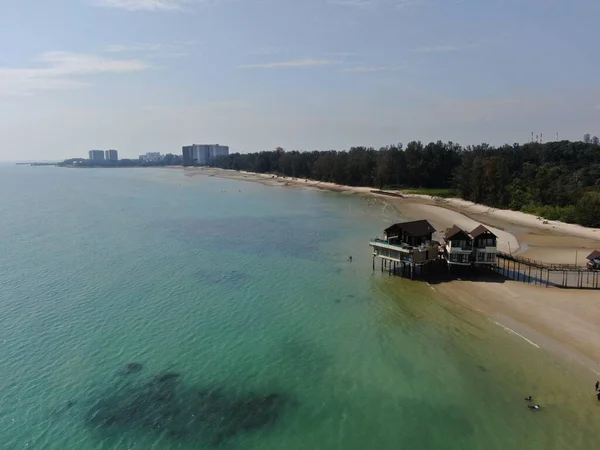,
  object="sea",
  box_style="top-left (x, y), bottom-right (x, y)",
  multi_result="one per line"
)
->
top-left (0, 166), bottom-right (599, 450)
